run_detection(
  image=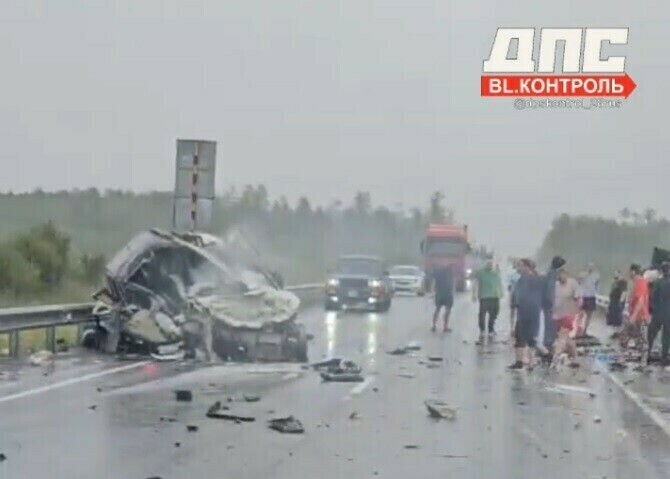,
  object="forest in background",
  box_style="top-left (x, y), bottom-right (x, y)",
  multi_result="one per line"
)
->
top-left (0, 187), bottom-right (472, 306)
top-left (536, 208), bottom-right (668, 289)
